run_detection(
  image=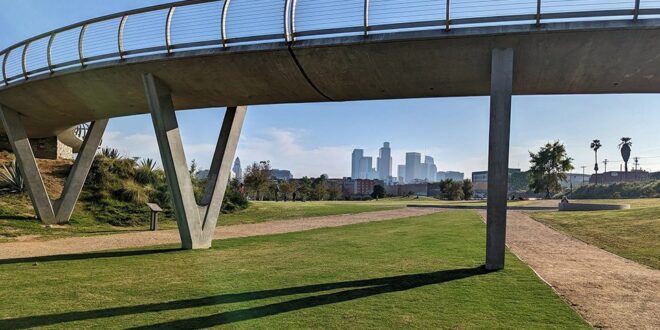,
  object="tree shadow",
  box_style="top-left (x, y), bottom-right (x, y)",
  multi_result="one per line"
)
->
top-left (0, 248), bottom-right (182, 265)
top-left (0, 266), bottom-right (489, 329)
